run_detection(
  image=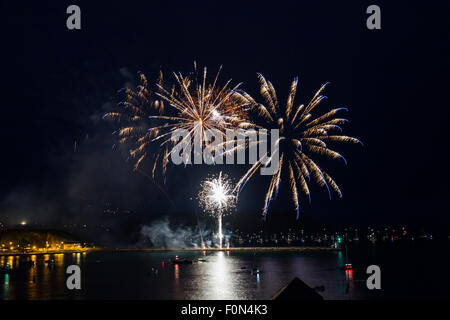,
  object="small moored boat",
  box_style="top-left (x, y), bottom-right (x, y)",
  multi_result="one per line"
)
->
top-left (172, 257), bottom-right (192, 264)
top-left (0, 265), bottom-right (13, 274)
